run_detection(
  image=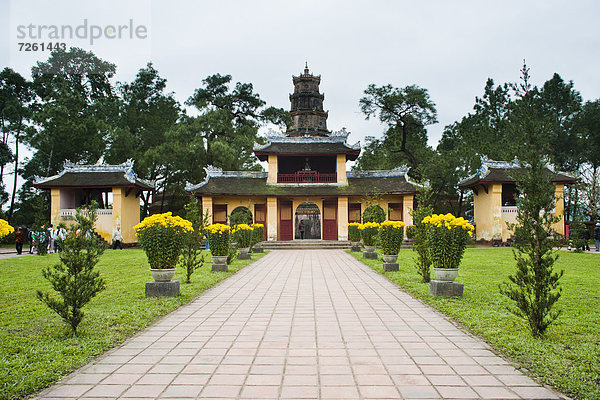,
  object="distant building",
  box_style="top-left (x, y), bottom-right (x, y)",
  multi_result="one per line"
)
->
top-left (459, 158), bottom-right (577, 242)
top-left (187, 65), bottom-right (418, 240)
top-left (34, 160), bottom-right (154, 244)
